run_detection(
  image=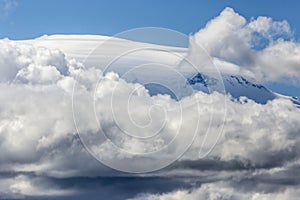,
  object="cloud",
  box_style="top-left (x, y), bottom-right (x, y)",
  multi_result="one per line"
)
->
top-left (0, 39), bottom-right (68, 83)
top-left (0, 7), bottom-right (300, 198)
top-left (189, 7), bottom-right (300, 84)
top-left (129, 182), bottom-right (300, 200)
